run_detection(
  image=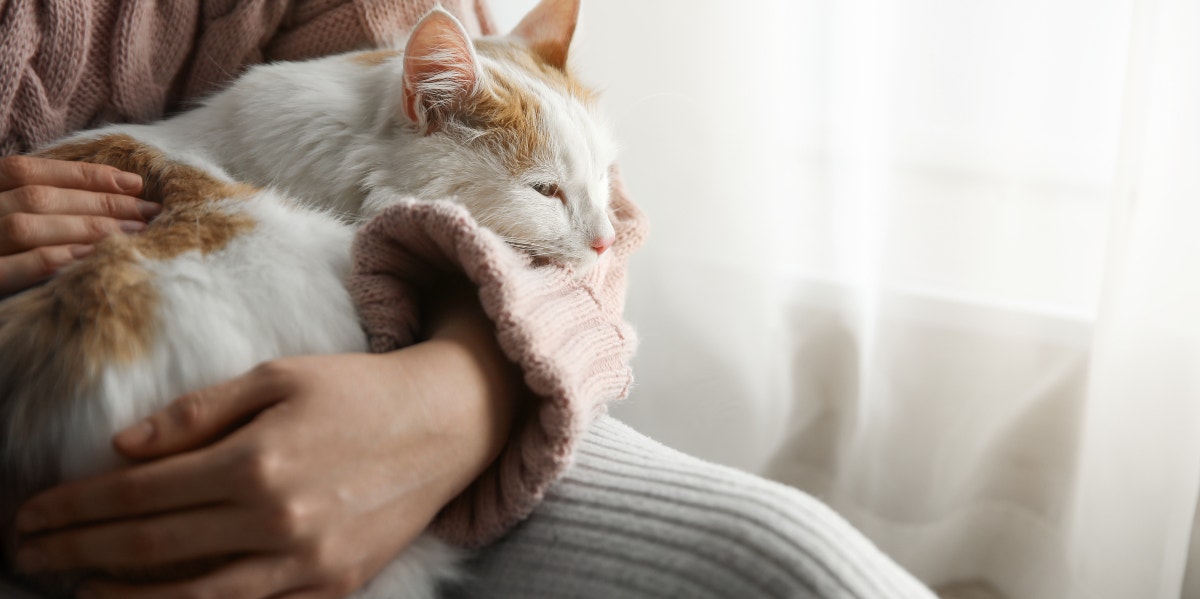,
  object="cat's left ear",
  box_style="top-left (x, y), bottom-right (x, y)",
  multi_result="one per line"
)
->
top-left (511, 0), bottom-right (580, 70)
top-left (400, 8), bottom-right (480, 133)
